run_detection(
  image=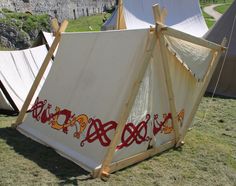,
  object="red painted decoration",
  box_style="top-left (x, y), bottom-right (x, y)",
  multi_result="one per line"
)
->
top-left (80, 118), bottom-right (117, 147)
top-left (116, 114), bottom-right (151, 150)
